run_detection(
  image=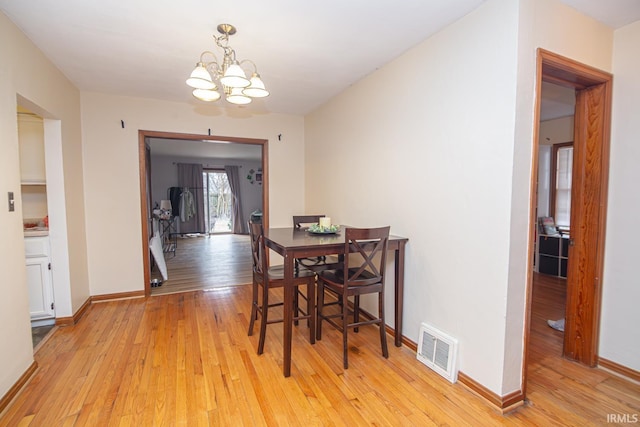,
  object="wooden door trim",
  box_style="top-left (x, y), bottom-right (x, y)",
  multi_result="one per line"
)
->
top-left (566, 82), bottom-right (611, 365)
top-left (137, 130), bottom-right (269, 297)
top-left (523, 49), bottom-right (612, 396)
